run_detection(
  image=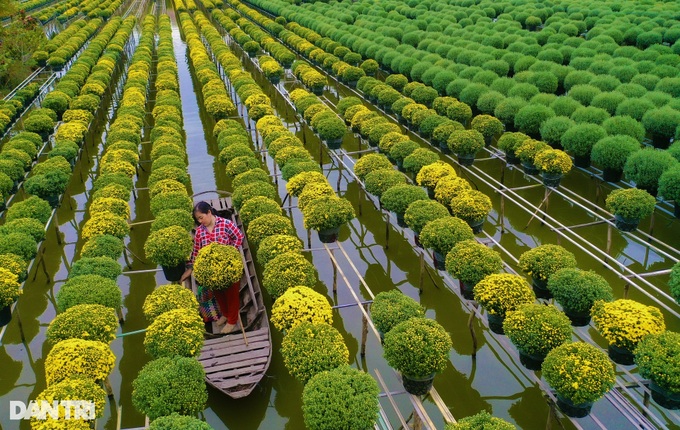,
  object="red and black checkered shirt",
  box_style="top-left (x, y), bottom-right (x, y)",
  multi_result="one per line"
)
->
top-left (189, 216), bottom-right (244, 264)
